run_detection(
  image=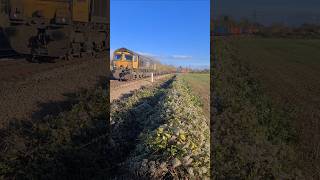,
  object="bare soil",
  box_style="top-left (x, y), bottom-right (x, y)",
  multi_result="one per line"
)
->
top-left (0, 55), bottom-right (108, 127)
